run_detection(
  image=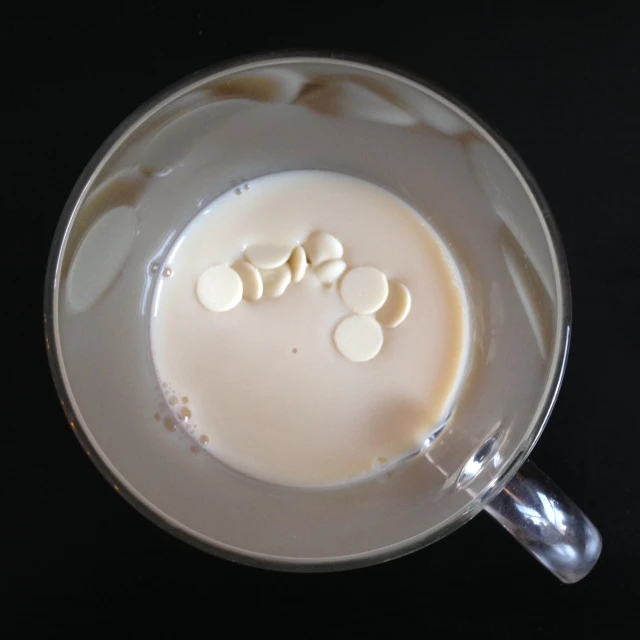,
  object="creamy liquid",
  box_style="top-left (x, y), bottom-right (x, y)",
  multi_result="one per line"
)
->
top-left (150, 170), bottom-right (470, 487)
